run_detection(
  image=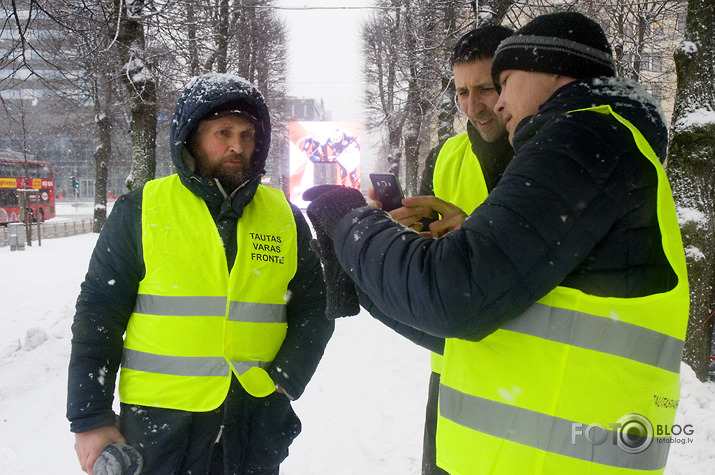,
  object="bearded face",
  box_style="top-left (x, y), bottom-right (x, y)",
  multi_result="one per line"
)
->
top-left (191, 115), bottom-right (258, 191)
